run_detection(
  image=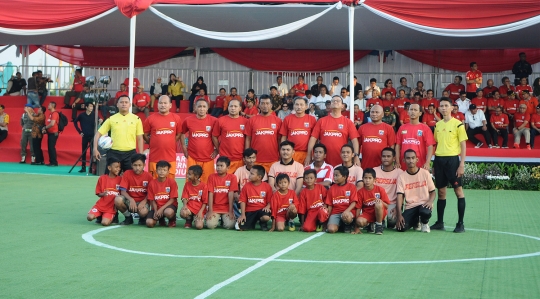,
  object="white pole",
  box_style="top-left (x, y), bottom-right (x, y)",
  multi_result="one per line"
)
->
top-left (379, 50), bottom-right (384, 75)
top-left (348, 4), bottom-right (354, 121)
top-left (128, 16), bottom-right (137, 111)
